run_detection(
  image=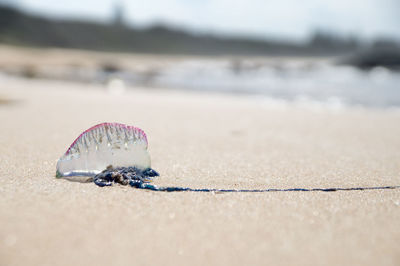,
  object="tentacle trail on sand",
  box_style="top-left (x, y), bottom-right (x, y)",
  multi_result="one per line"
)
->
top-left (92, 166), bottom-right (400, 192)
top-left (134, 184), bottom-right (400, 193)
top-left (91, 166), bottom-right (400, 192)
